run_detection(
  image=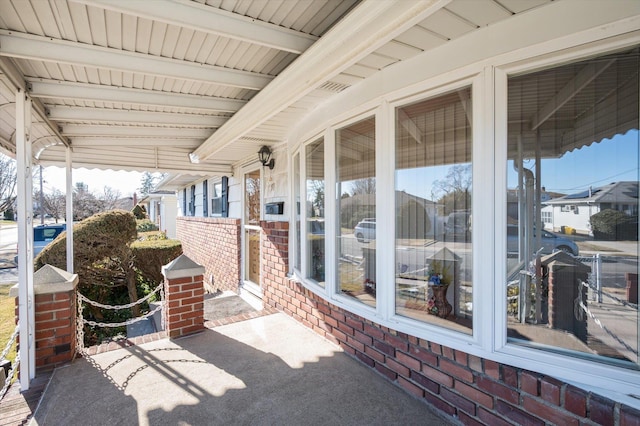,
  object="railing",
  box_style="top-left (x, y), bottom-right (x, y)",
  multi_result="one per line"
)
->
top-left (76, 282), bottom-right (165, 354)
top-left (0, 325), bottom-right (19, 401)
